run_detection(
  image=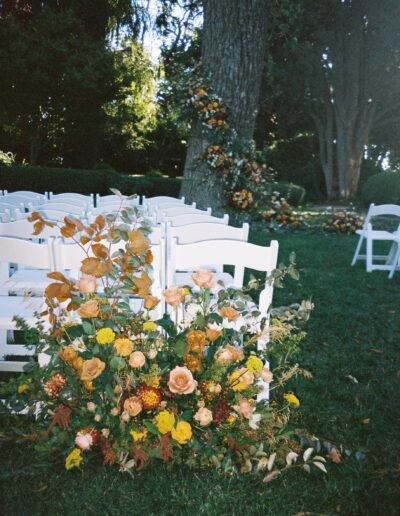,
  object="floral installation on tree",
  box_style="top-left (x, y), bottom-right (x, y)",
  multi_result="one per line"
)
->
top-left (186, 83), bottom-right (302, 228)
top-left (6, 205), bottom-right (328, 480)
